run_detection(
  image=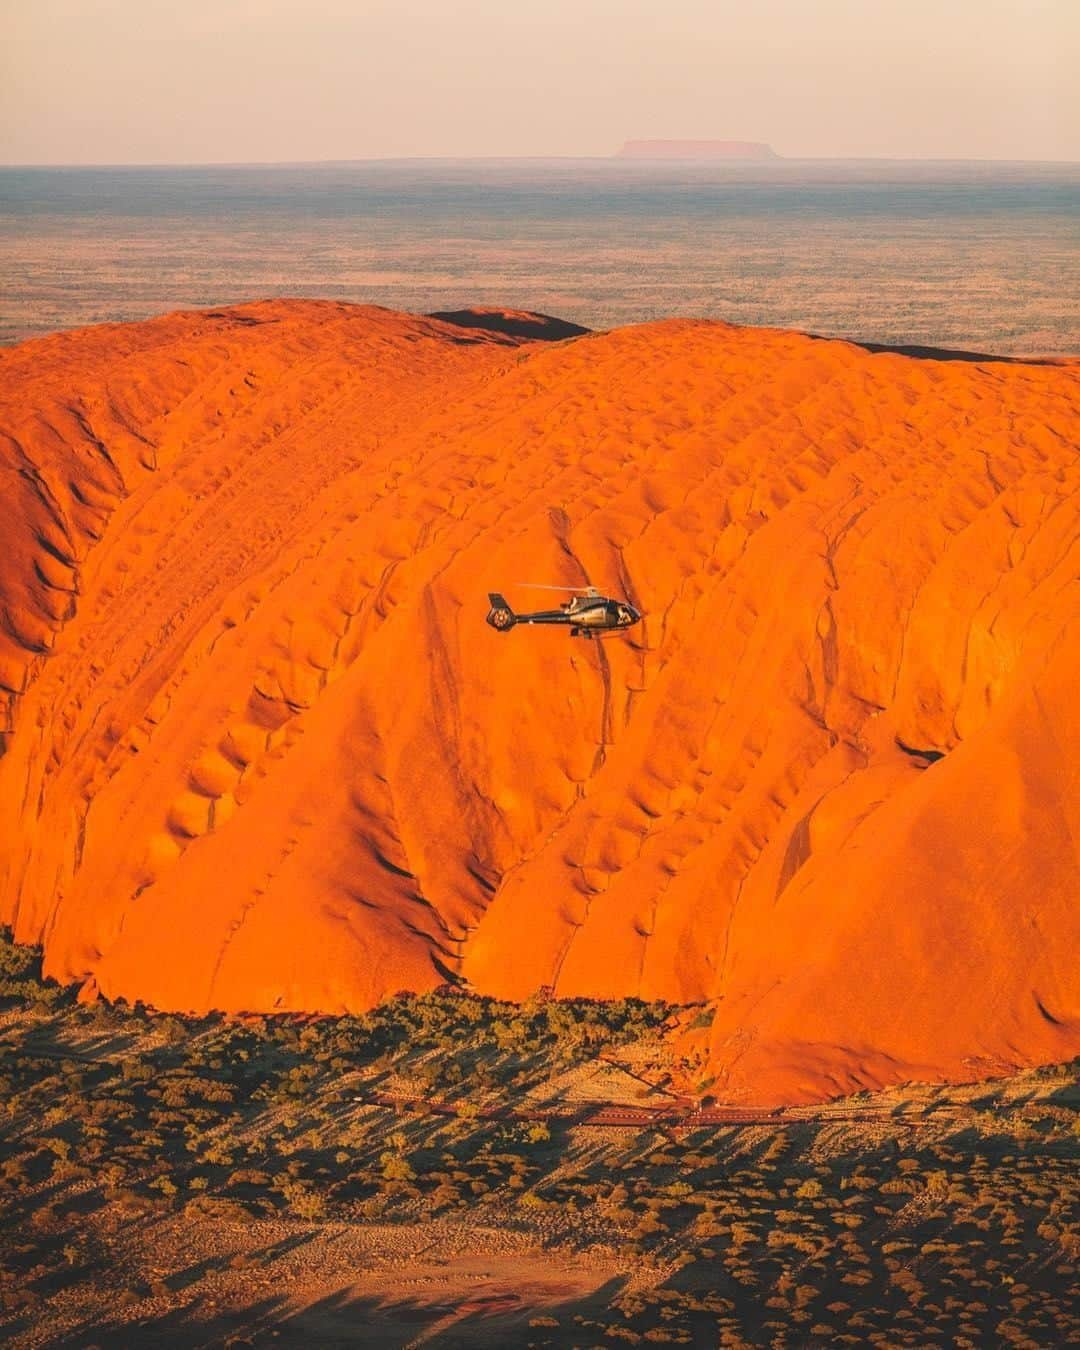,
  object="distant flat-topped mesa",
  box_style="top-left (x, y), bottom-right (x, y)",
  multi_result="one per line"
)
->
top-left (617, 139), bottom-right (779, 160)
top-left (1, 300), bottom-right (1078, 1105)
